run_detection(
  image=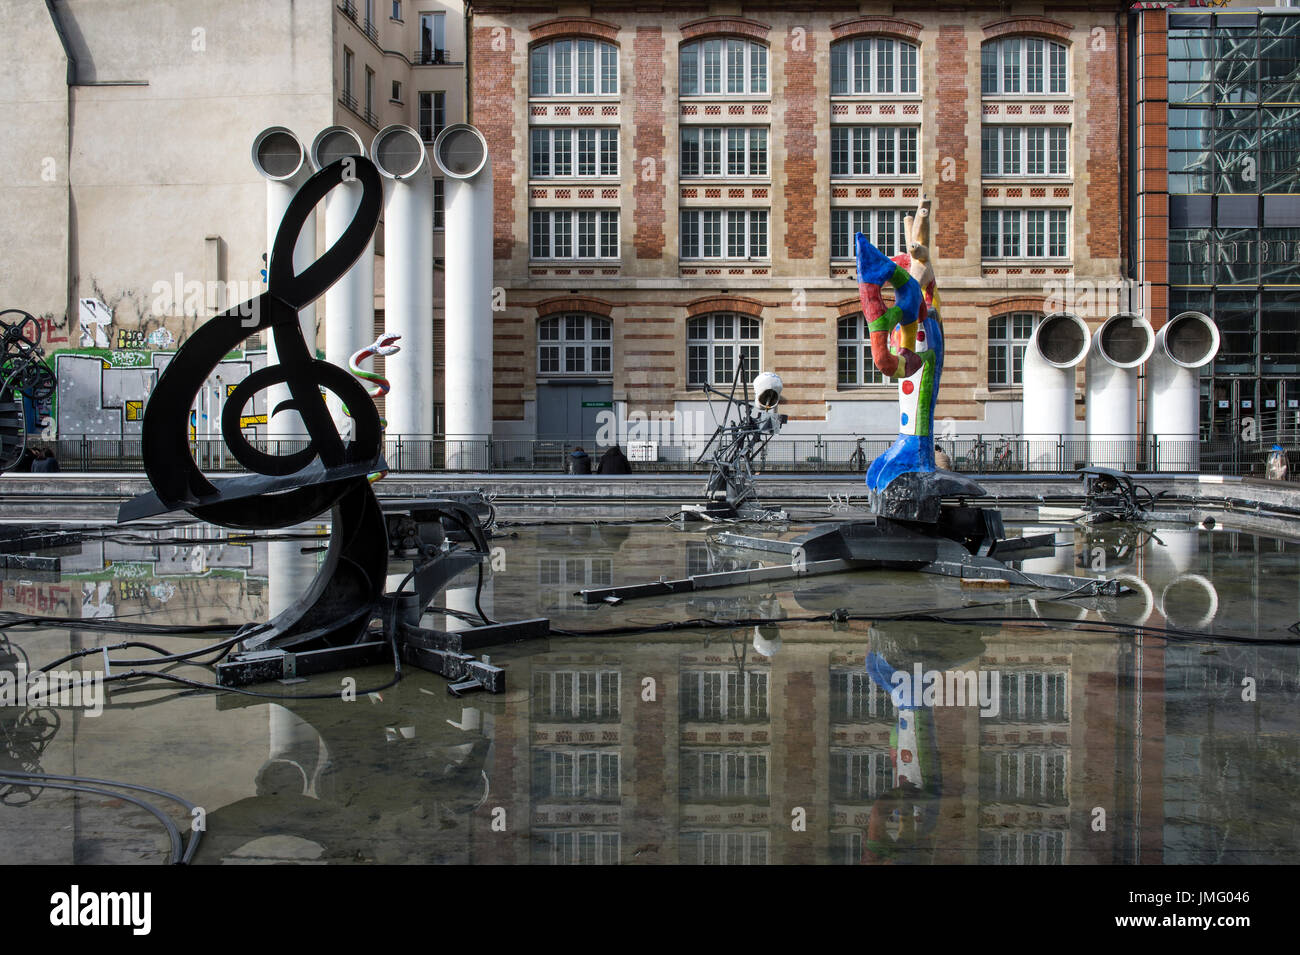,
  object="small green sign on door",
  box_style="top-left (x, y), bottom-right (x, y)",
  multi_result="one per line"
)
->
top-left (582, 401), bottom-right (613, 408)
